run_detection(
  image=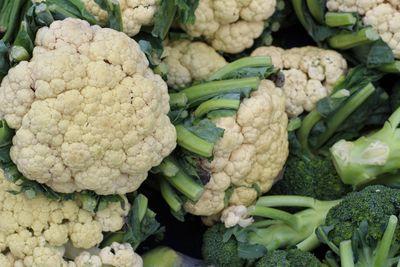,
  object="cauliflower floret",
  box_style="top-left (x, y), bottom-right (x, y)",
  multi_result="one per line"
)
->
top-left (0, 253), bottom-right (15, 267)
top-left (163, 40), bottom-right (227, 88)
top-left (363, 4), bottom-right (400, 58)
top-left (182, 0), bottom-right (277, 53)
top-left (221, 205), bottom-right (254, 228)
top-left (81, 0), bottom-right (158, 36)
top-left (99, 242), bottom-right (143, 267)
top-left (0, 18), bottom-right (176, 195)
top-left (251, 46), bottom-right (347, 117)
top-left (23, 246), bottom-right (72, 267)
top-left (184, 80), bottom-right (288, 216)
top-left (74, 251), bottom-right (102, 267)
top-left (326, 0), bottom-right (384, 14)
